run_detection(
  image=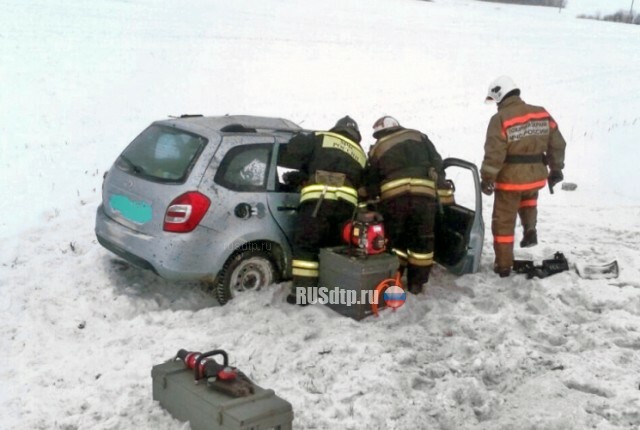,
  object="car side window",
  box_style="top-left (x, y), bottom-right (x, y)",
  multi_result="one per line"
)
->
top-left (214, 144), bottom-right (272, 191)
